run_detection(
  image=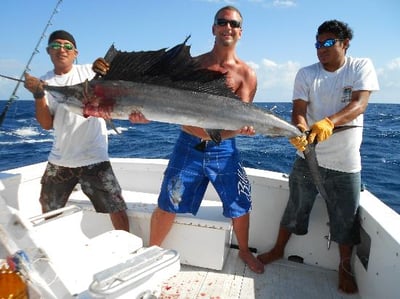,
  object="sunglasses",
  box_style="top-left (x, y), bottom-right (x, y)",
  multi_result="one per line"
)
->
top-left (48, 42), bottom-right (75, 51)
top-left (215, 18), bottom-right (241, 28)
top-left (315, 38), bottom-right (343, 49)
